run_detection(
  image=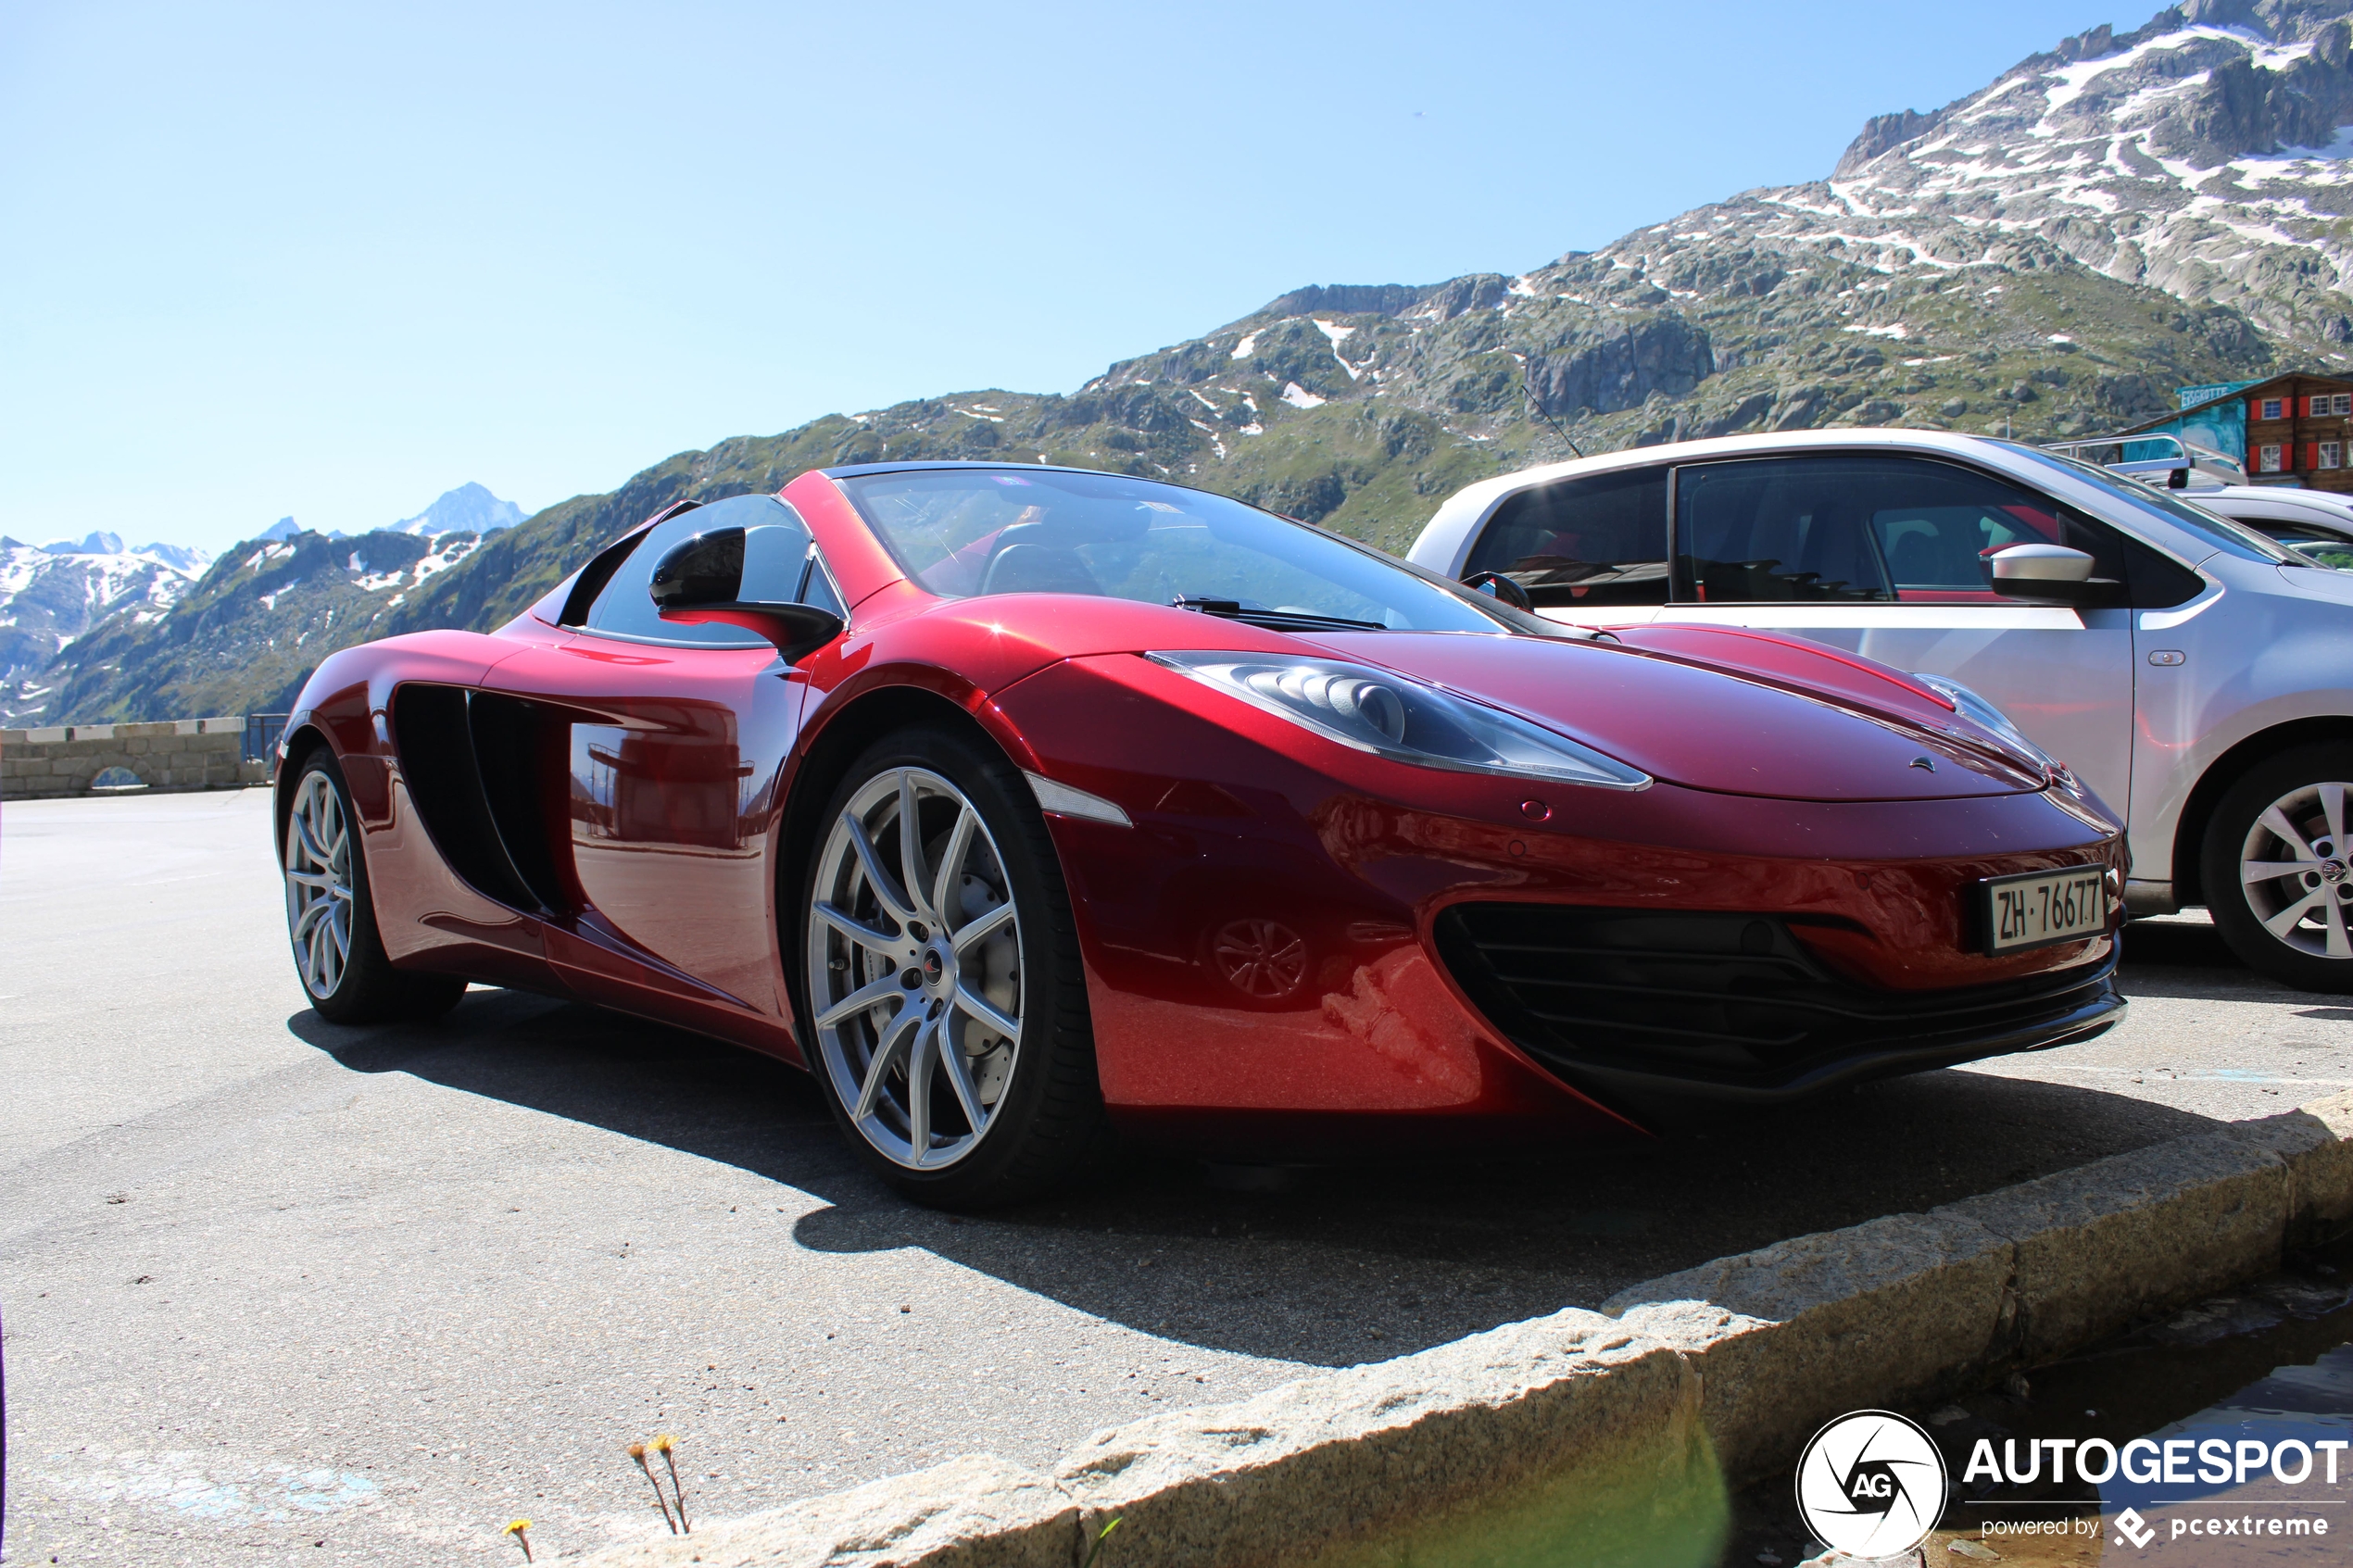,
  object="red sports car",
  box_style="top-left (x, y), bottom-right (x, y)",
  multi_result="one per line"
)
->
top-left (275, 462), bottom-right (2125, 1206)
